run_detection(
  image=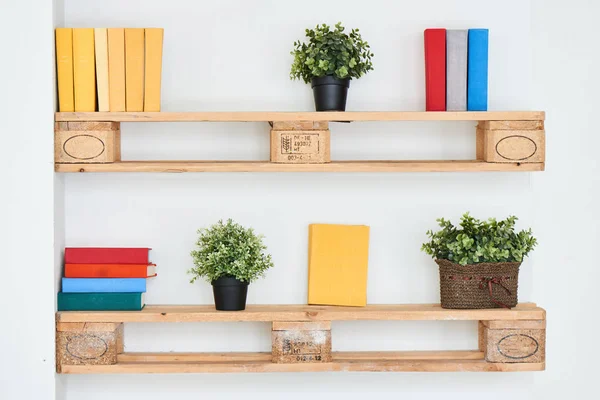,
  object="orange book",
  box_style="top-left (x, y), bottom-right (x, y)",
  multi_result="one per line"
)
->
top-left (64, 263), bottom-right (157, 278)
